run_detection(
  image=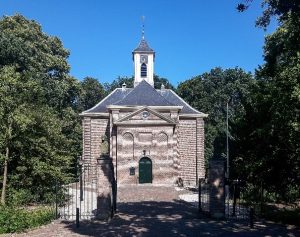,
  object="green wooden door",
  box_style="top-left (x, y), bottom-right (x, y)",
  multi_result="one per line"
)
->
top-left (139, 157), bottom-right (152, 183)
